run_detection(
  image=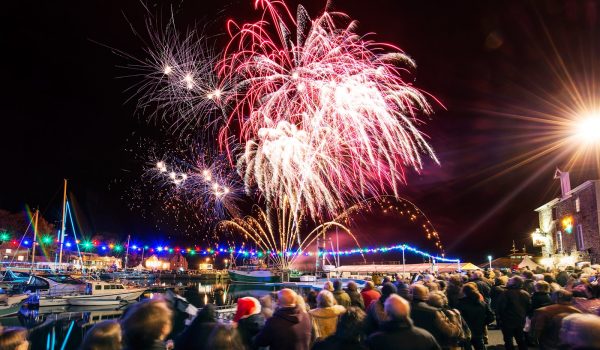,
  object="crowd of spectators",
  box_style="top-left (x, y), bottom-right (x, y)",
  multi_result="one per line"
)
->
top-left (5, 266), bottom-right (600, 349)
